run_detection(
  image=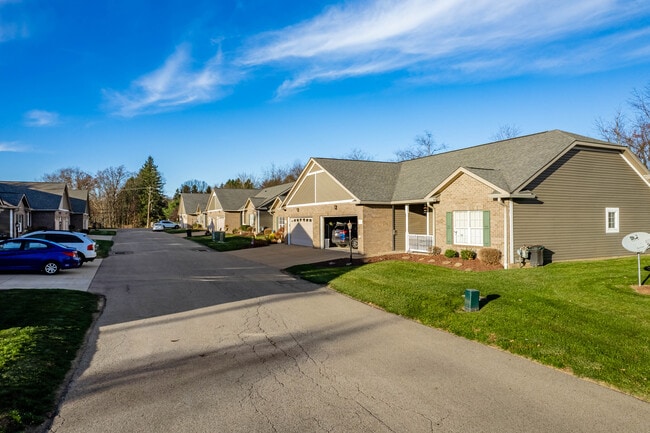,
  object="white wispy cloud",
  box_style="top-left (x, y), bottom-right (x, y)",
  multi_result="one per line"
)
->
top-left (0, 0), bottom-right (27, 43)
top-left (0, 141), bottom-right (25, 152)
top-left (240, 0), bottom-right (650, 97)
top-left (104, 43), bottom-right (233, 117)
top-left (24, 109), bottom-right (59, 127)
